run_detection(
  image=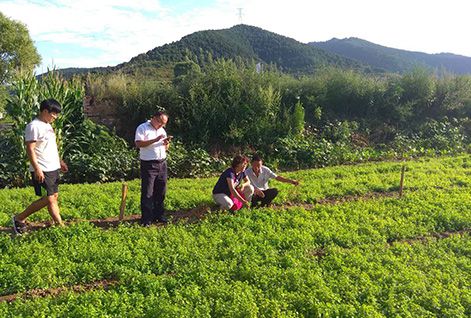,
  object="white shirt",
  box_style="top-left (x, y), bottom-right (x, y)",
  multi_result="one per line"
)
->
top-left (134, 121), bottom-right (167, 161)
top-left (24, 118), bottom-right (61, 172)
top-left (245, 166), bottom-right (277, 190)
